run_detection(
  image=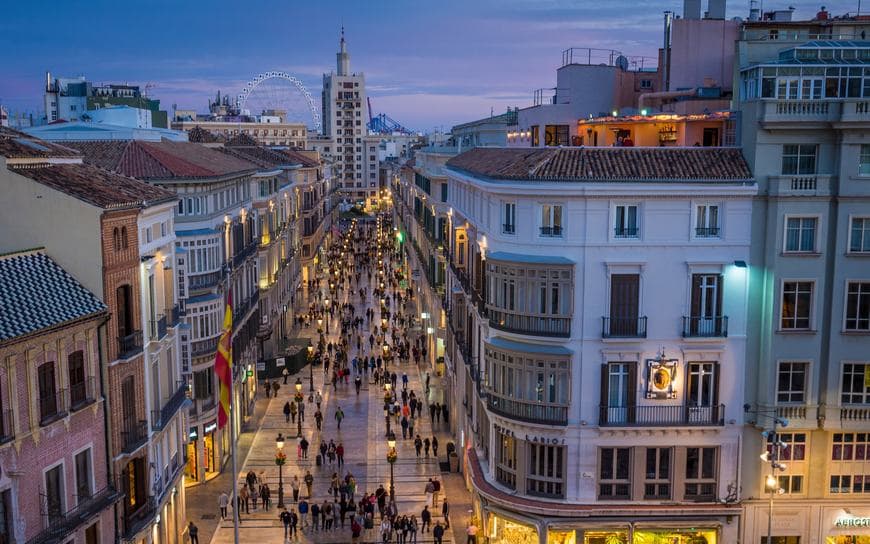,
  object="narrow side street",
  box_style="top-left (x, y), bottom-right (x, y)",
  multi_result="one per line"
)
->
top-left (191, 214), bottom-right (472, 544)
